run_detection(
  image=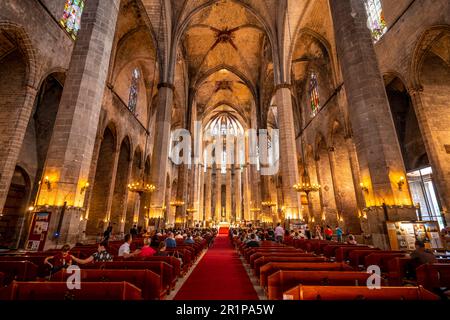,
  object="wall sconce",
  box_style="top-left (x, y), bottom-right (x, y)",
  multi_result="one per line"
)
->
top-left (360, 182), bottom-right (369, 193)
top-left (397, 176), bottom-right (405, 191)
top-left (28, 206), bottom-right (35, 212)
top-left (80, 182), bottom-right (90, 195)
